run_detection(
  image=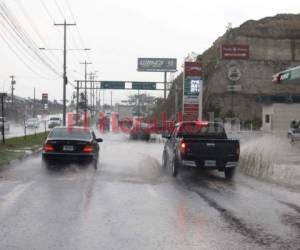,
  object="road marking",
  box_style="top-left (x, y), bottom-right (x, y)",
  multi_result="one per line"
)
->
top-left (147, 185), bottom-right (157, 198)
top-left (0, 181), bottom-right (34, 215)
